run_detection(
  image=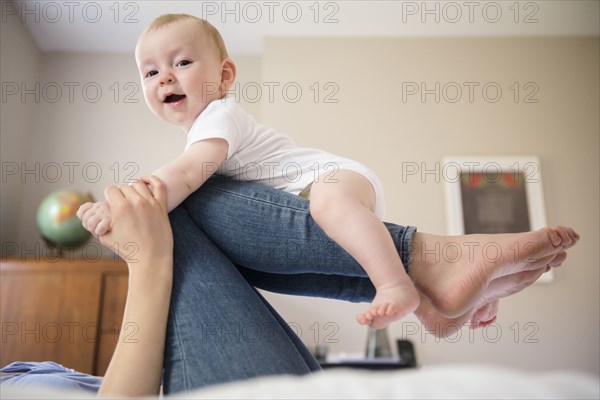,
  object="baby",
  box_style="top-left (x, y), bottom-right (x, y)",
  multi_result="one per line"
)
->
top-left (78, 13), bottom-right (419, 329)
